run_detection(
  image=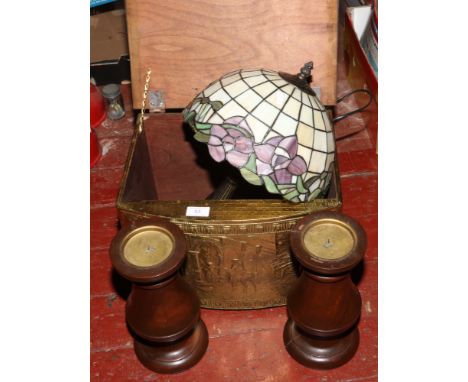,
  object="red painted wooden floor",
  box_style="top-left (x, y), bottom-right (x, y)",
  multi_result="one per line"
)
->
top-left (91, 83), bottom-right (378, 381)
